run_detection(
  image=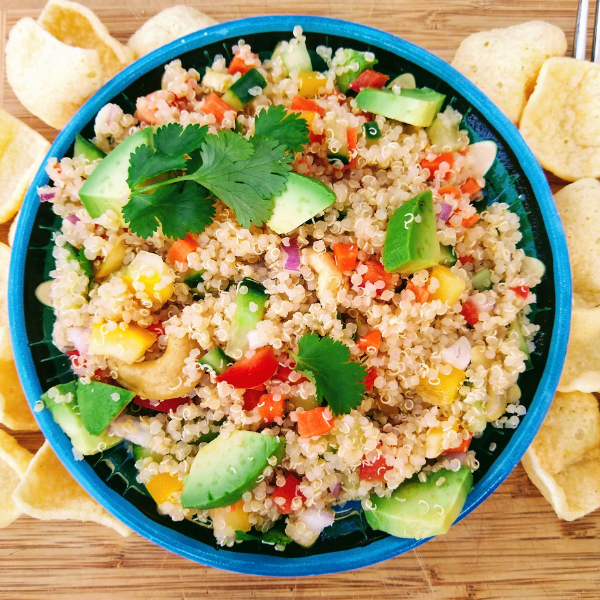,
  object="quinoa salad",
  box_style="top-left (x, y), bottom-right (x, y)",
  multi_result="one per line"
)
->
top-left (39, 27), bottom-right (544, 550)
